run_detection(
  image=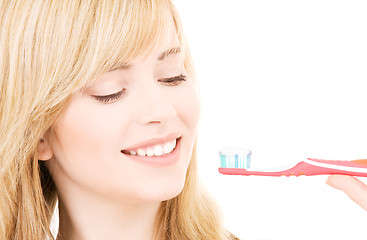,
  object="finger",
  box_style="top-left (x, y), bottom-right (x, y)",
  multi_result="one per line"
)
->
top-left (326, 175), bottom-right (367, 211)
